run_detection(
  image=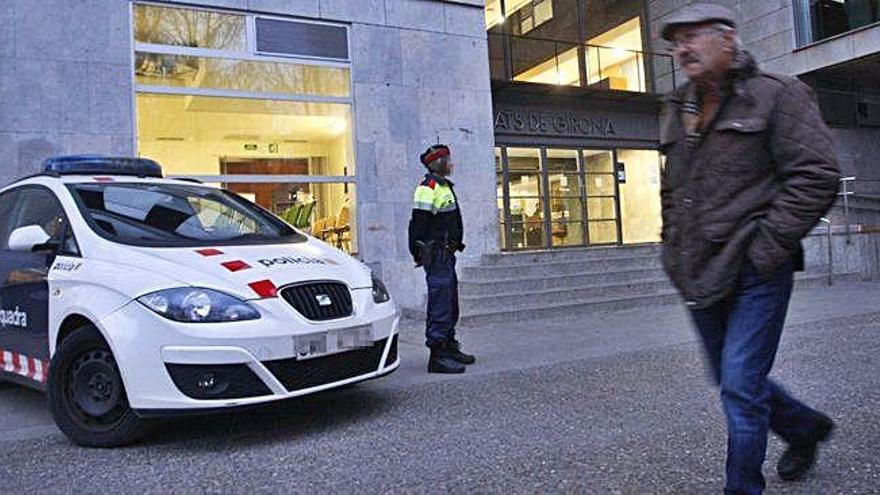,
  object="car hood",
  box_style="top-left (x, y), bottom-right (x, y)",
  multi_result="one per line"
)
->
top-left (97, 238), bottom-right (372, 300)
